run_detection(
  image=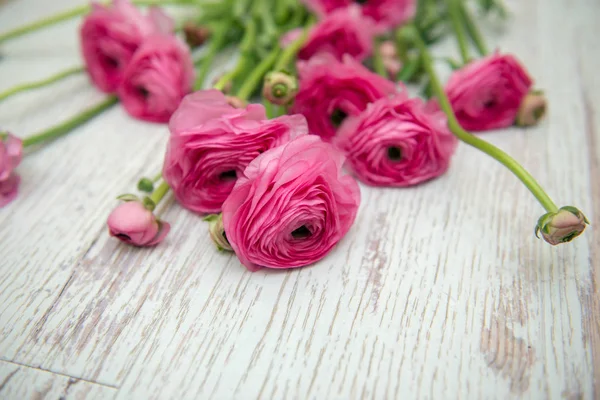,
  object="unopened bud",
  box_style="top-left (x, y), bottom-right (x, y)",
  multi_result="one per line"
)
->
top-left (262, 71), bottom-right (298, 106)
top-left (204, 214), bottom-right (232, 251)
top-left (137, 178), bottom-right (154, 193)
top-left (516, 91), bottom-right (547, 127)
top-left (183, 22), bottom-right (211, 49)
top-left (535, 206), bottom-right (588, 245)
